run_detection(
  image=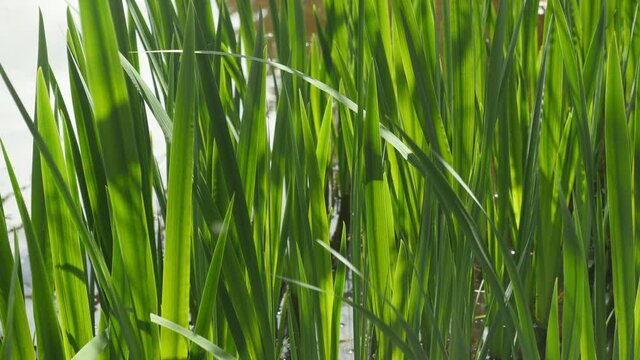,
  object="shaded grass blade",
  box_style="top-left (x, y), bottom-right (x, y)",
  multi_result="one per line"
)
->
top-left (1, 141), bottom-right (65, 359)
top-left (192, 198), bottom-right (234, 358)
top-left (605, 35), bottom-right (635, 360)
top-left (0, 175), bottom-right (34, 360)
